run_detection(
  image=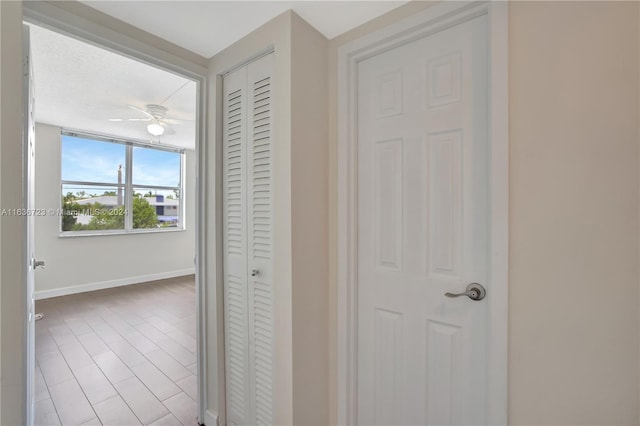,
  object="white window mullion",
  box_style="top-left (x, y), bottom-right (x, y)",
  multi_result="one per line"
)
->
top-left (125, 144), bottom-right (133, 231)
top-left (180, 151), bottom-right (186, 228)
